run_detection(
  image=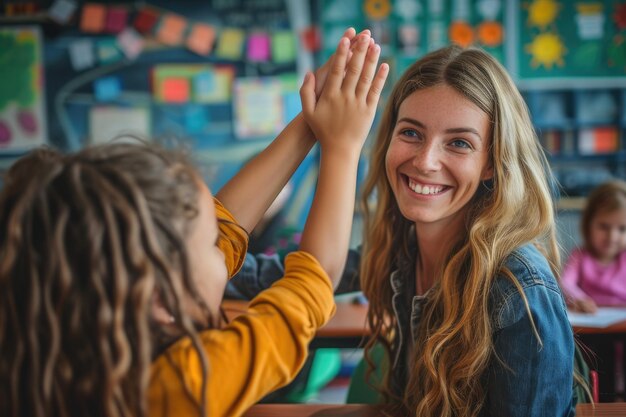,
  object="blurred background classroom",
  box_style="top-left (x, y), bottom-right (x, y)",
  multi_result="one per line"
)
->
top-left (1, 0), bottom-right (626, 404)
